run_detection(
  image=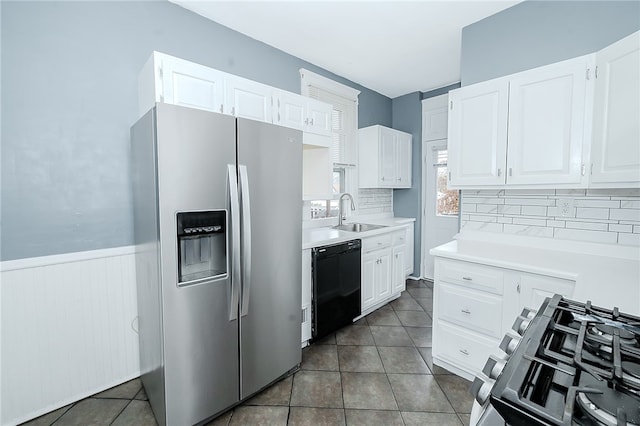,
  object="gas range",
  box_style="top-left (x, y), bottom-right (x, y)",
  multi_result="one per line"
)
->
top-left (470, 294), bottom-right (640, 426)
